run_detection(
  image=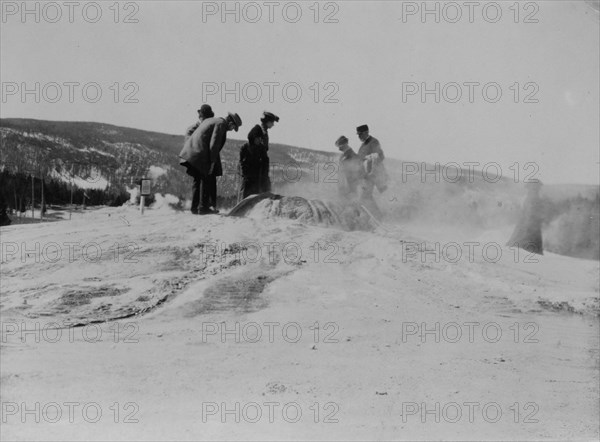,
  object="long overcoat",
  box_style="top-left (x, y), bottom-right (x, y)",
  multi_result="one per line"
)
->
top-left (179, 117), bottom-right (228, 176)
